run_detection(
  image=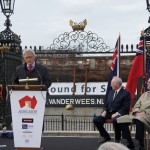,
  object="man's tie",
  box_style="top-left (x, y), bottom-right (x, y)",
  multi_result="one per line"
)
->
top-left (28, 65), bottom-right (32, 72)
top-left (109, 91), bottom-right (117, 112)
top-left (113, 91), bottom-right (117, 101)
